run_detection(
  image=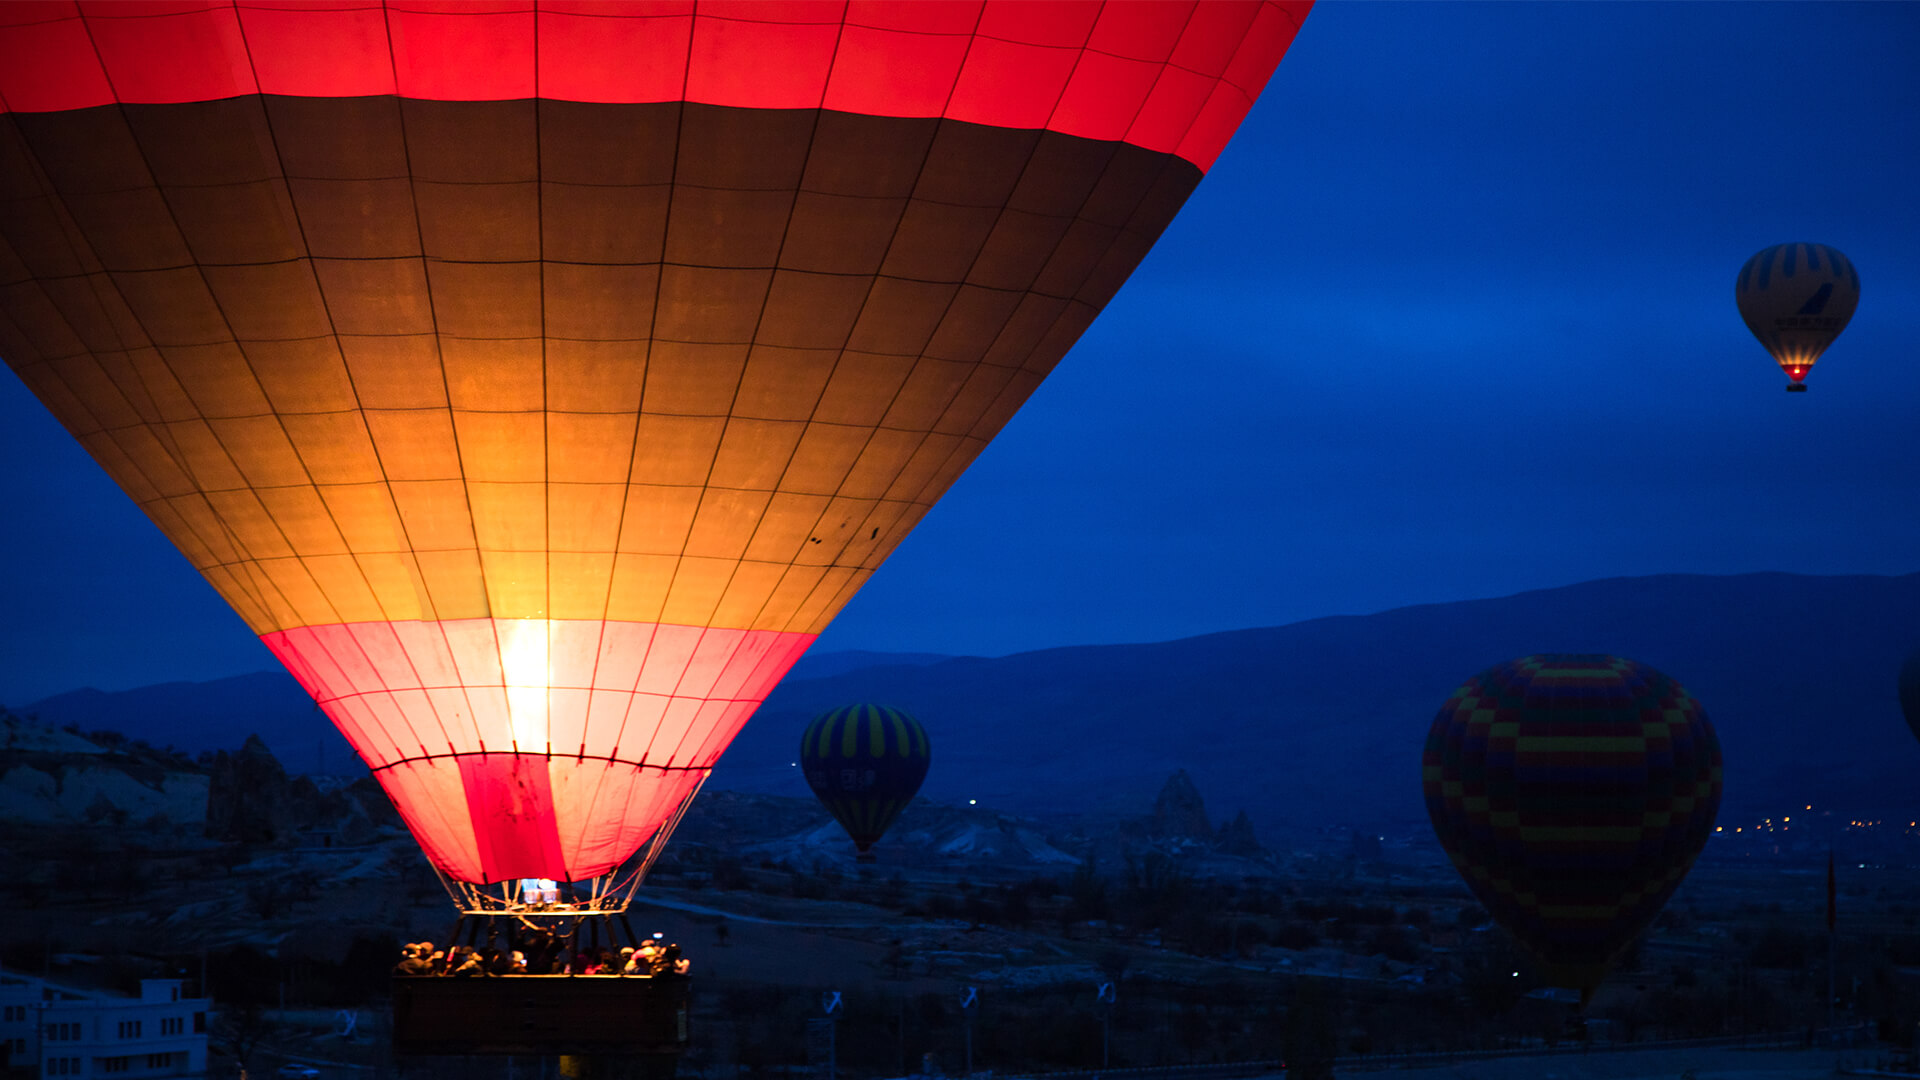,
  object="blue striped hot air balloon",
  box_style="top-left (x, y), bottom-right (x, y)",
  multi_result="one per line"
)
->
top-left (800, 704), bottom-right (931, 860)
top-left (1736, 243), bottom-right (1860, 391)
